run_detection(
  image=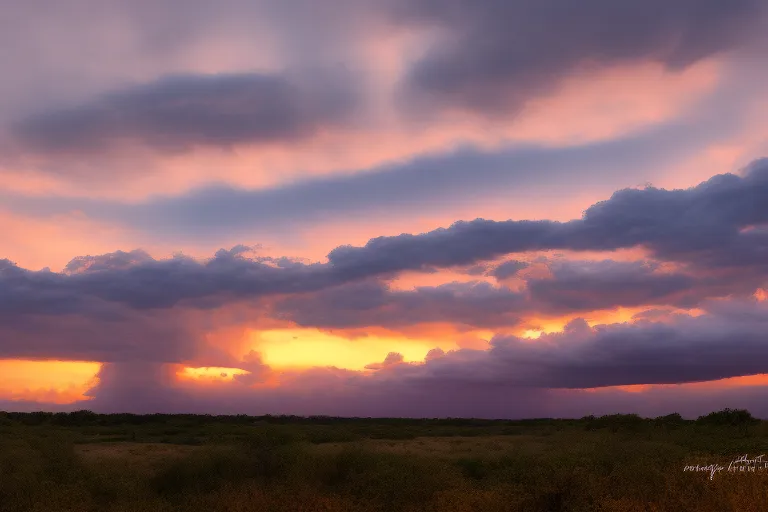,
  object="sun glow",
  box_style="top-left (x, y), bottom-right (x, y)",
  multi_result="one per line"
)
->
top-left (253, 329), bottom-right (457, 370)
top-left (0, 360), bottom-right (101, 403)
top-left (177, 367), bottom-right (249, 381)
